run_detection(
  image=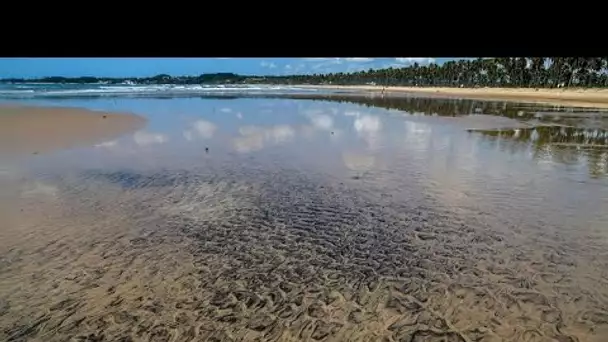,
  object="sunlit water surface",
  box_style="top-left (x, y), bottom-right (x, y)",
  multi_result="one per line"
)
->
top-left (2, 96), bottom-right (608, 342)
